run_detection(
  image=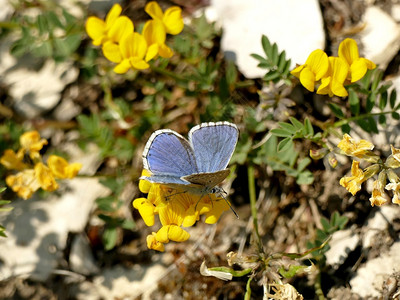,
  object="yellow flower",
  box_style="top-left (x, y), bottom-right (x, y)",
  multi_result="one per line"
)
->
top-left (369, 172), bottom-right (388, 206)
top-left (133, 169), bottom-right (231, 251)
top-left (291, 49), bottom-right (329, 92)
top-left (109, 32), bottom-right (149, 74)
top-left (34, 162), bottom-right (59, 192)
top-left (20, 131), bottom-right (48, 160)
top-left (147, 232), bottom-right (165, 252)
top-left (145, 1), bottom-right (184, 35)
top-left (339, 160), bottom-right (366, 195)
top-left (6, 169), bottom-right (40, 200)
top-left (133, 198), bottom-right (155, 226)
top-left (385, 169), bottom-right (400, 205)
top-left (143, 20), bottom-right (174, 61)
top-left (0, 149), bottom-right (27, 170)
top-left (85, 4), bottom-right (134, 46)
top-left (337, 133), bottom-right (379, 162)
top-left (204, 197), bottom-right (230, 224)
top-left (139, 170), bottom-right (153, 193)
top-left (316, 56), bottom-right (349, 97)
top-left (47, 155), bottom-right (82, 179)
top-left (338, 38), bottom-right (376, 83)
